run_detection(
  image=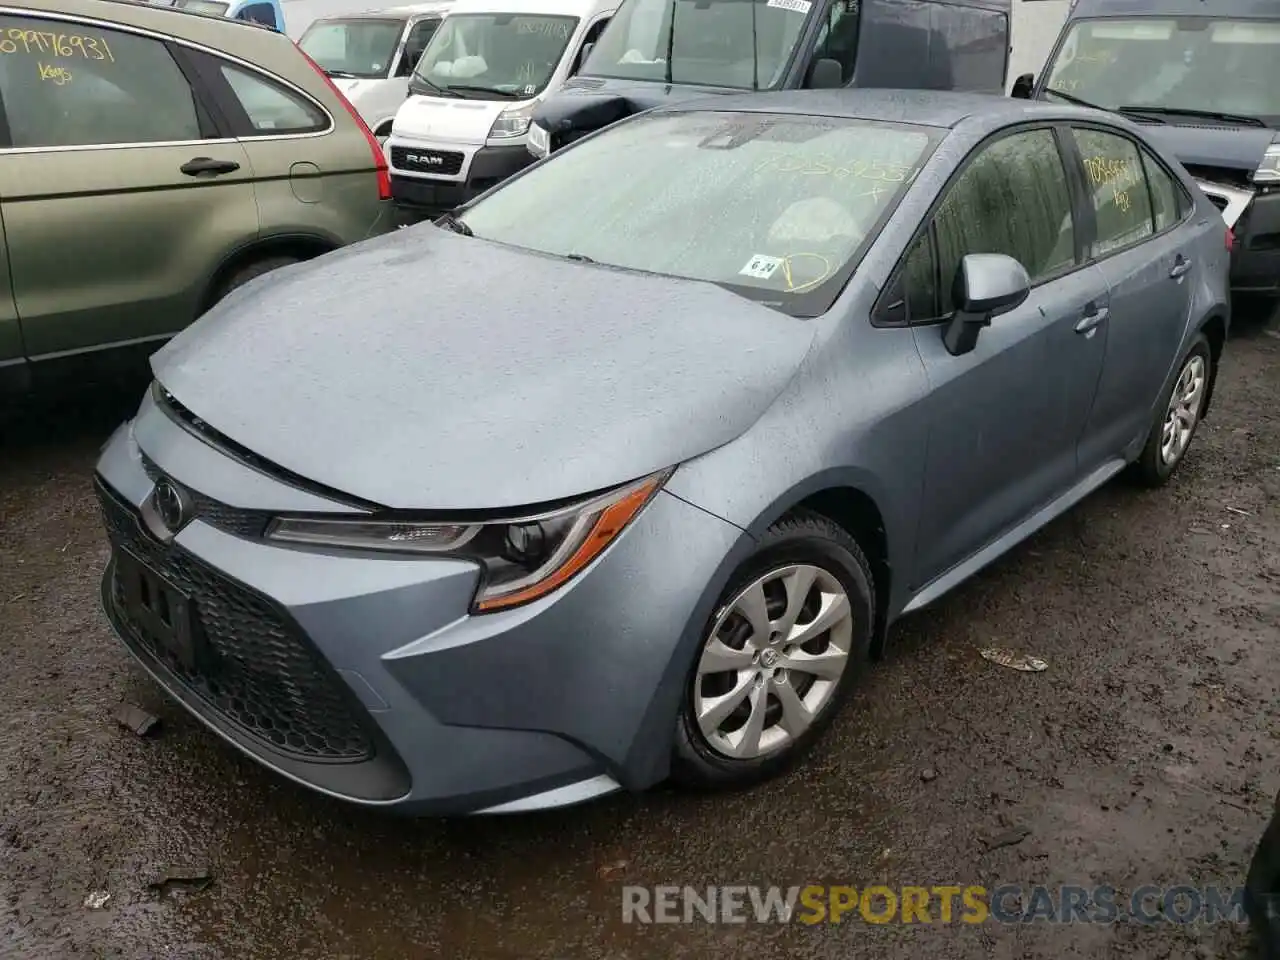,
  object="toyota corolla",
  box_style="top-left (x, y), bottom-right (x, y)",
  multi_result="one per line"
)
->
top-left (94, 90), bottom-right (1230, 815)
